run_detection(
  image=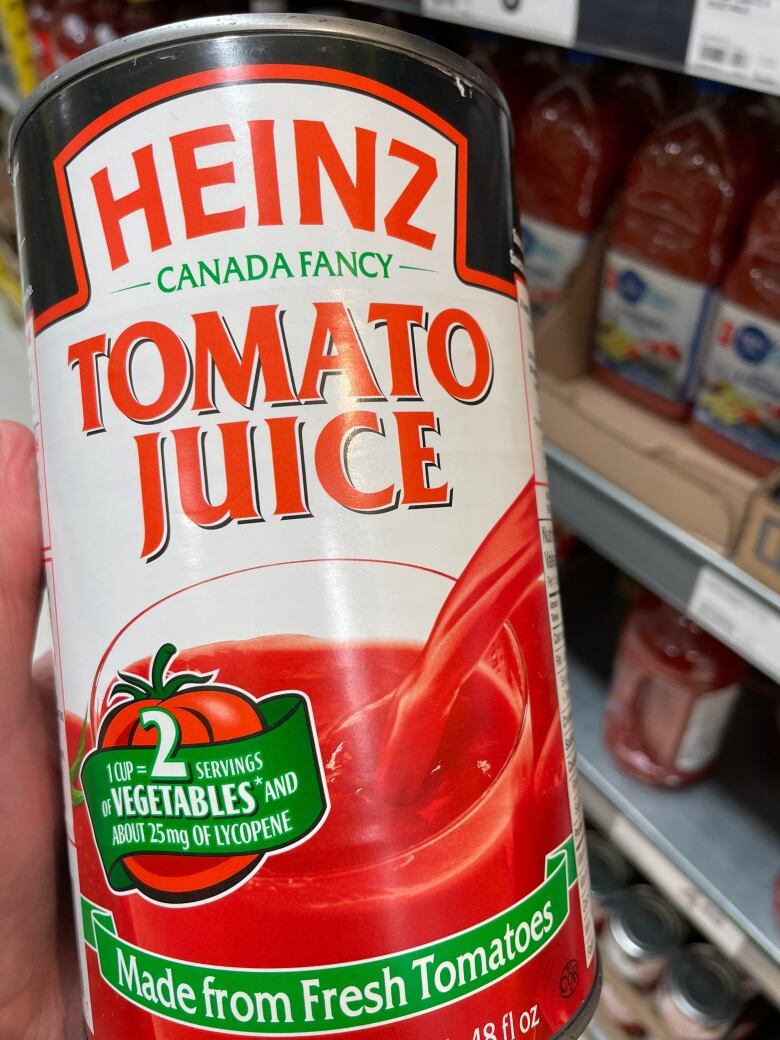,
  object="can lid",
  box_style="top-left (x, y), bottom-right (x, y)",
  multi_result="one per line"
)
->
top-left (609, 885), bottom-right (686, 960)
top-left (587, 831), bottom-right (631, 902)
top-left (663, 944), bottom-right (743, 1026)
top-left (11, 13), bottom-right (508, 157)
